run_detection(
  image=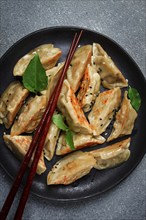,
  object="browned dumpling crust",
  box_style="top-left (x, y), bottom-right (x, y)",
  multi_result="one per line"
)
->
top-left (43, 120), bottom-right (60, 161)
top-left (107, 92), bottom-right (137, 142)
top-left (88, 87), bottom-right (121, 136)
top-left (67, 45), bottom-right (92, 92)
top-left (11, 95), bottom-right (46, 135)
top-left (47, 151), bottom-right (96, 185)
top-left (3, 135), bottom-right (46, 175)
top-left (77, 64), bottom-right (101, 112)
top-left (0, 81), bottom-right (29, 128)
top-left (89, 138), bottom-right (131, 169)
top-left (13, 44), bottom-right (62, 76)
top-left (92, 43), bottom-right (128, 89)
top-left (57, 79), bottom-right (92, 134)
top-left (56, 133), bottom-right (105, 155)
